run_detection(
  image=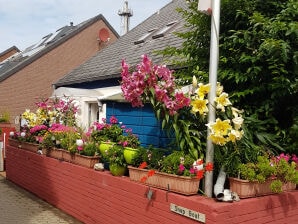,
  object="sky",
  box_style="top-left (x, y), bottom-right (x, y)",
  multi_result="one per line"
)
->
top-left (0, 0), bottom-right (172, 52)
